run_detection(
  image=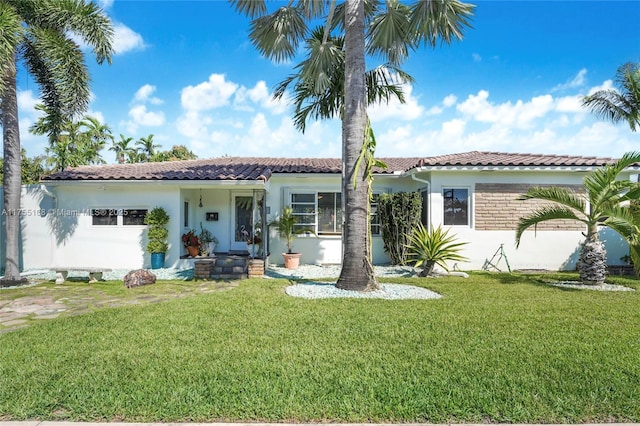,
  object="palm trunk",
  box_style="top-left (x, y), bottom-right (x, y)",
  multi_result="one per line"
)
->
top-left (577, 226), bottom-right (607, 285)
top-left (336, 0), bottom-right (378, 291)
top-left (2, 65), bottom-right (24, 283)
